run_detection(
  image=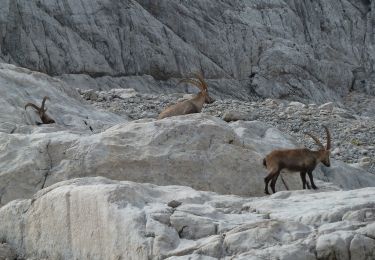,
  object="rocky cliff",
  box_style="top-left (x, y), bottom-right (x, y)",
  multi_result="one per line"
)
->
top-left (0, 0), bottom-right (374, 101)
